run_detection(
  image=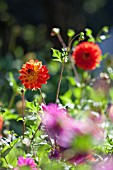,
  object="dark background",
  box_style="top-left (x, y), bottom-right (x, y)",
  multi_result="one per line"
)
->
top-left (5, 0), bottom-right (113, 32)
top-left (0, 0), bottom-right (113, 55)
